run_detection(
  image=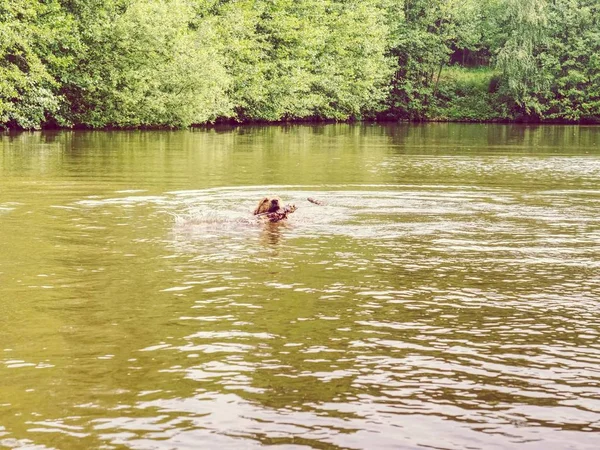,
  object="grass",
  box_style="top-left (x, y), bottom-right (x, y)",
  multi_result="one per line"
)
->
top-left (438, 65), bottom-right (498, 89)
top-left (433, 65), bottom-right (507, 121)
